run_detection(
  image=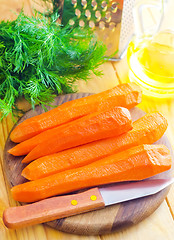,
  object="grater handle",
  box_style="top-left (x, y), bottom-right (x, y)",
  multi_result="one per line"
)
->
top-left (133, 0), bottom-right (164, 37)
